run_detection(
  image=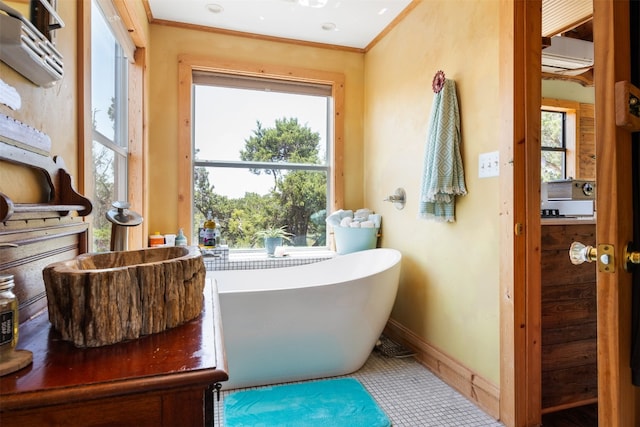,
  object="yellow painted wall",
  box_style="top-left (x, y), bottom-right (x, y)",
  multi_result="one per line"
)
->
top-left (147, 26), bottom-right (365, 235)
top-left (364, 0), bottom-right (501, 384)
top-left (0, 1), bottom-right (78, 203)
